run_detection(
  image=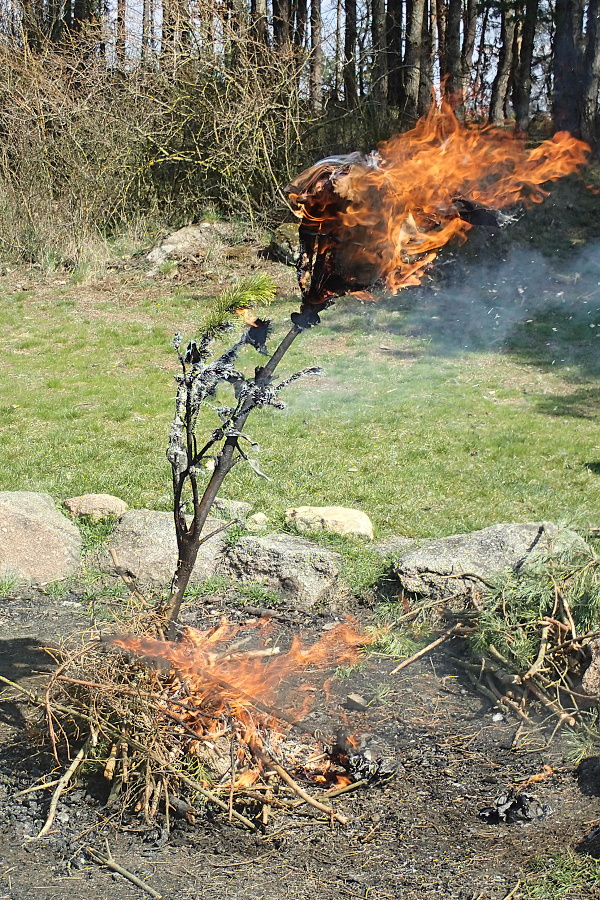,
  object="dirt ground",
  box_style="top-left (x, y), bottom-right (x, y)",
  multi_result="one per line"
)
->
top-left (1, 590), bottom-right (600, 900)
